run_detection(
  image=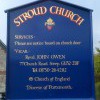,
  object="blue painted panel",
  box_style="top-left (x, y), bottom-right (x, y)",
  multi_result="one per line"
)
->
top-left (6, 0), bottom-right (95, 100)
